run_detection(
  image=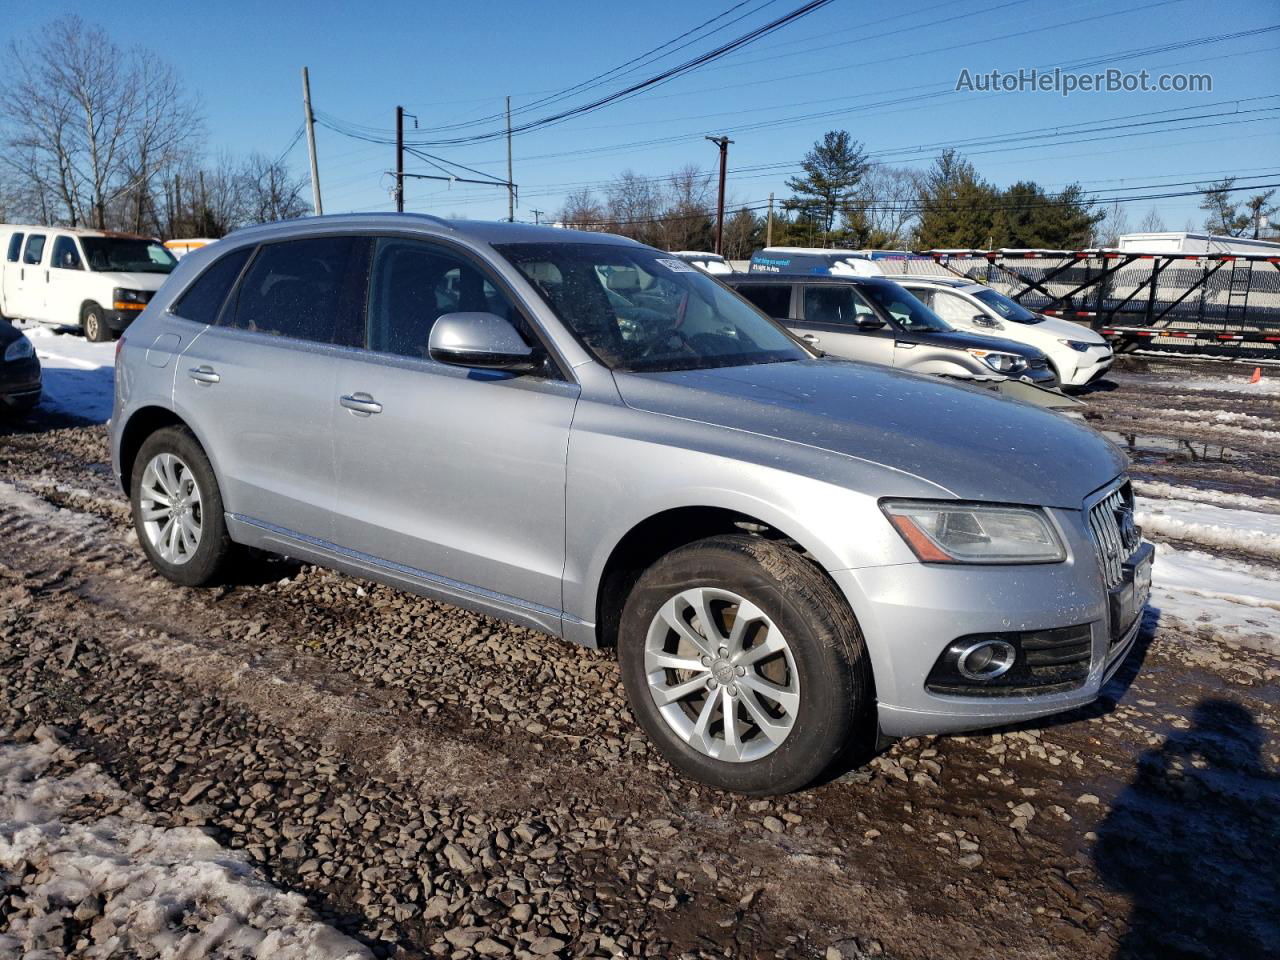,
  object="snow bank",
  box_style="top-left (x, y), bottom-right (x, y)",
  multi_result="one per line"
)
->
top-left (1150, 543), bottom-right (1280, 654)
top-left (1137, 495), bottom-right (1280, 560)
top-left (1151, 373), bottom-right (1280, 395)
top-left (19, 321), bottom-right (116, 423)
top-left (1133, 480), bottom-right (1280, 513)
top-left (0, 728), bottom-right (371, 960)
